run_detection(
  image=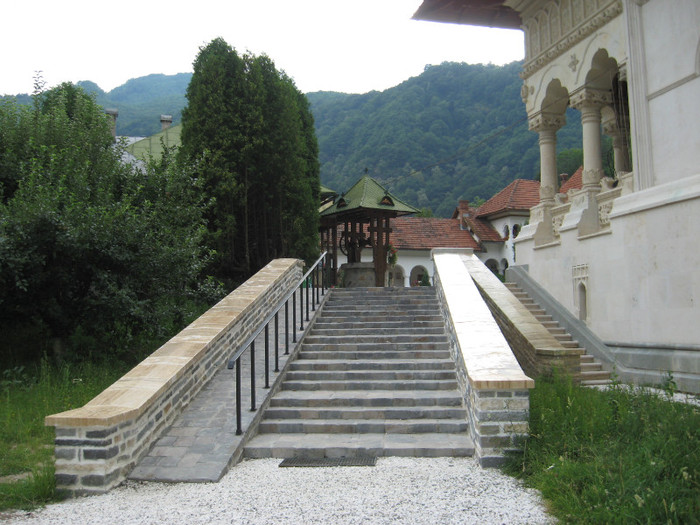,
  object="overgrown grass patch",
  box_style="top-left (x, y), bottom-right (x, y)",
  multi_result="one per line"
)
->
top-left (0, 359), bottom-right (128, 511)
top-left (505, 374), bottom-right (700, 524)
